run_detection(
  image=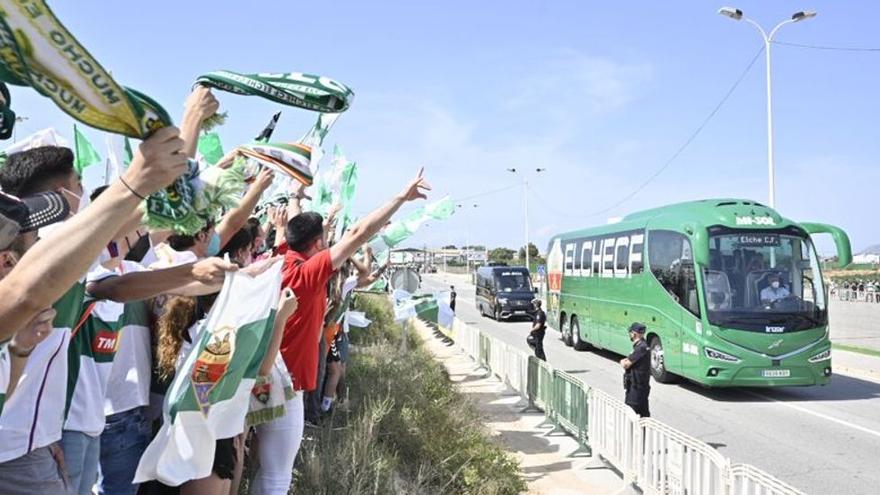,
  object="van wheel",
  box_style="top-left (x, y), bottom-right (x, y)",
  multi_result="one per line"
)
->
top-left (650, 336), bottom-right (676, 383)
top-left (572, 317), bottom-right (590, 351)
